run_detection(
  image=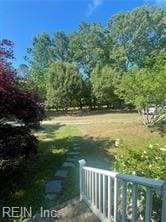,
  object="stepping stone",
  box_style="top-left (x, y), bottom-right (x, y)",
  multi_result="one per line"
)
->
top-left (46, 193), bottom-right (56, 201)
top-left (55, 170), bottom-right (67, 178)
top-left (47, 200), bottom-right (55, 208)
top-left (71, 156), bottom-right (78, 159)
top-left (73, 147), bottom-right (80, 150)
top-left (69, 151), bottom-right (80, 155)
top-left (66, 157), bottom-right (76, 162)
top-left (63, 162), bottom-right (75, 167)
top-left (74, 143), bottom-right (79, 146)
top-left (45, 180), bottom-right (62, 193)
